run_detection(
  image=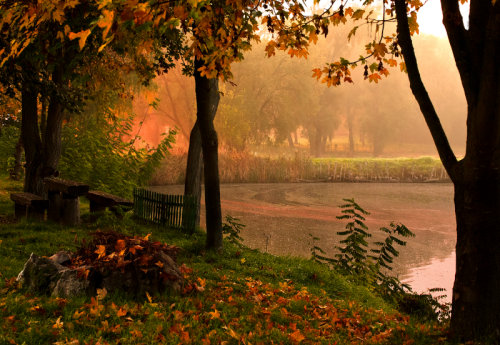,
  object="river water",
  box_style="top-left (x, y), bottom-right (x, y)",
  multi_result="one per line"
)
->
top-left (149, 182), bottom-right (456, 302)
